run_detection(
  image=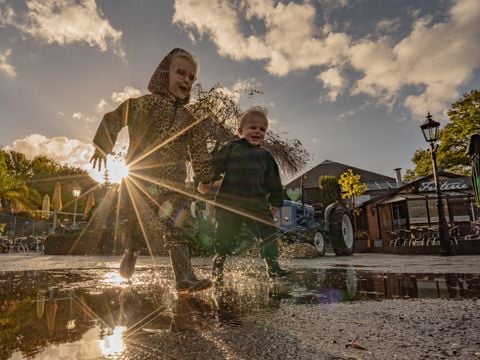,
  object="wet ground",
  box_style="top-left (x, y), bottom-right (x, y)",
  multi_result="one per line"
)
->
top-left (1, 254), bottom-right (479, 359)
